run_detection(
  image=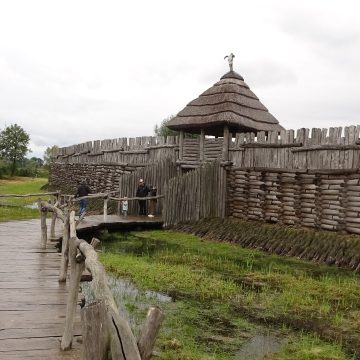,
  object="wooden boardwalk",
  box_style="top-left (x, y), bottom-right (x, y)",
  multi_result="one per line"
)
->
top-left (0, 219), bottom-right (81, 360)
top-left (76, 214), bottom-right (163, 234)
top-left (0, 214), bottom-right (162, 359)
